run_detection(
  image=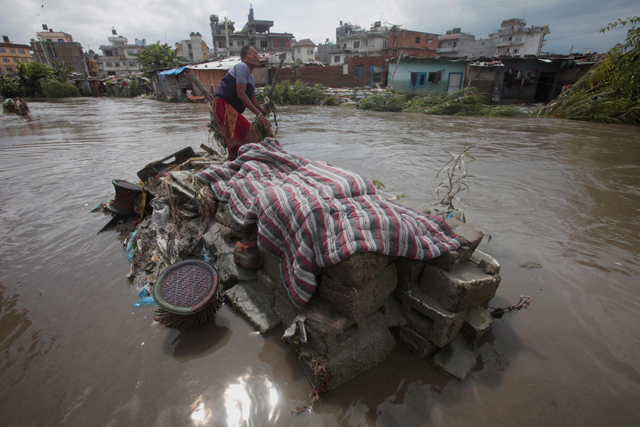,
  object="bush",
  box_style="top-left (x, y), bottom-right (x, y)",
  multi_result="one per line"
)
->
top-left (40, 79), bottom-right (81, 98)
top-left (259, 80), bottom-right (325, 105)
top-left (357, 93), bottom-right (408, 112)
